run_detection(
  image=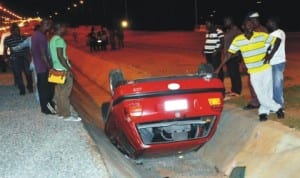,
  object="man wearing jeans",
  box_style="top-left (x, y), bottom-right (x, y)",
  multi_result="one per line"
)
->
top-left (266, 17), bottom-right (286, 108)
top-left (216, 17), bottom-right (284, 121)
